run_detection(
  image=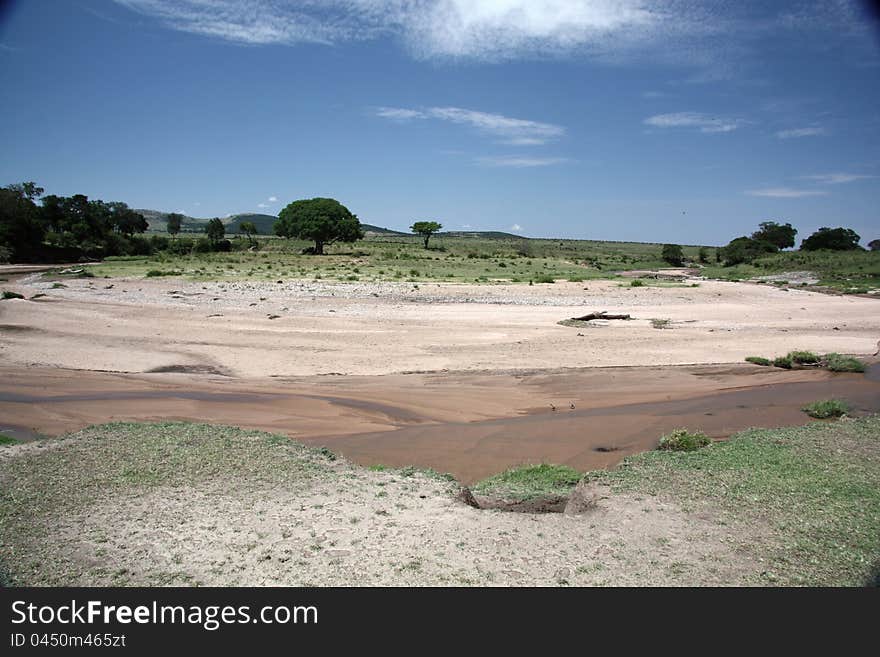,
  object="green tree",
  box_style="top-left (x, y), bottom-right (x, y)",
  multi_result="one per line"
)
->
top-left (698, 246), bottom-right (710, 263)
top-left (108, 202), bottom-right (147, 236)
top-left (801, 227), bottom-right (861, 251)
top-left (205, 217), bottom-right (225, 244)
top-left (0, 182), bottom-right (46, 261)
top-left (868, 239), bottom-right (880, 251)
top-left (751, 221), bottom-right (797, 250)
top-left (661, 243), bottom-right (684, 266)
top-left (239, 220), bottom-right (258, 245)
top-left (410, 220), bottom-right (443, 249)
top-left (274, 198), bottom-right (363, 255)
top-left (720, 236), bottom-right (776, 265)
top-left (166, 212), bottom-right (183, 237)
